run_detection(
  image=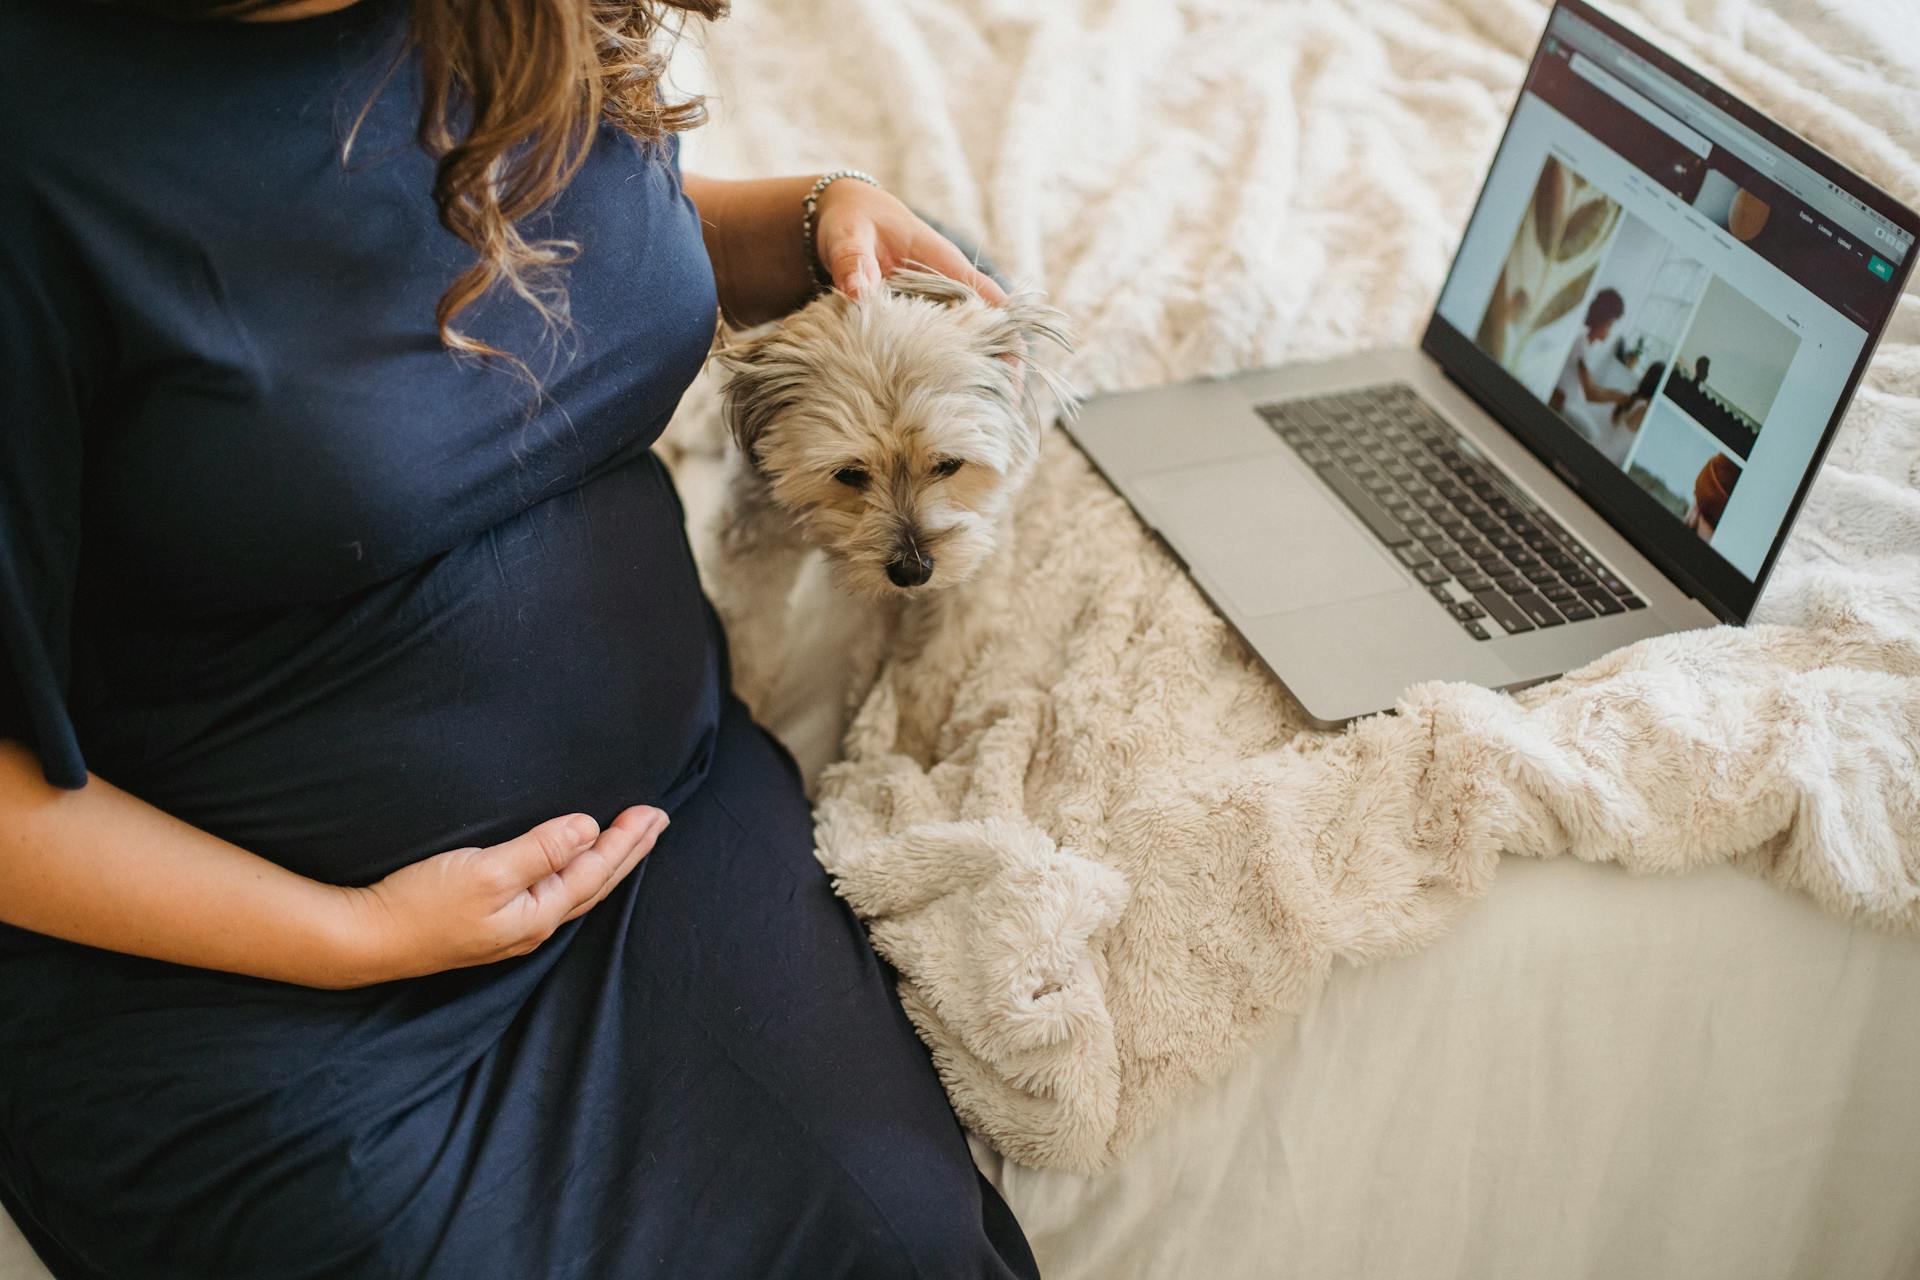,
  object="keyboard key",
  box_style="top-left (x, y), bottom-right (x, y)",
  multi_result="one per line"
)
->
top-left (1458, 573), bottom-right (1493, 593)
top-left (1463, 620), bottom-right (1491, 640)
top-left (1449, 601), bottom-right (1486, 620)
top-left (1394, 543), bottom-right (1433, 569)
top-left (1318, 467), bottom-right (1411, 547)
top-left (1559, 602), bottom-right (1596, 622)
top-left (1439, 554), bottom-right (1474, 576)
top-left (1473, 589), bottom-right (1535, 634)
top-left (1494, 574), bottom-right (1529, 595)
top-left (1620, 594), bottom-right (1647, 610)
top-left (1523, 563), bottom-right (1561, 587)
top-left (1414, 564), bottom-right (1449, 586)
top-left (1430, 584), bottom-right (1455, 605)
top-left (1542, 583), bottom-right (1578, 604)
top-left (1510, 591), bottom-right (1565, 628)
